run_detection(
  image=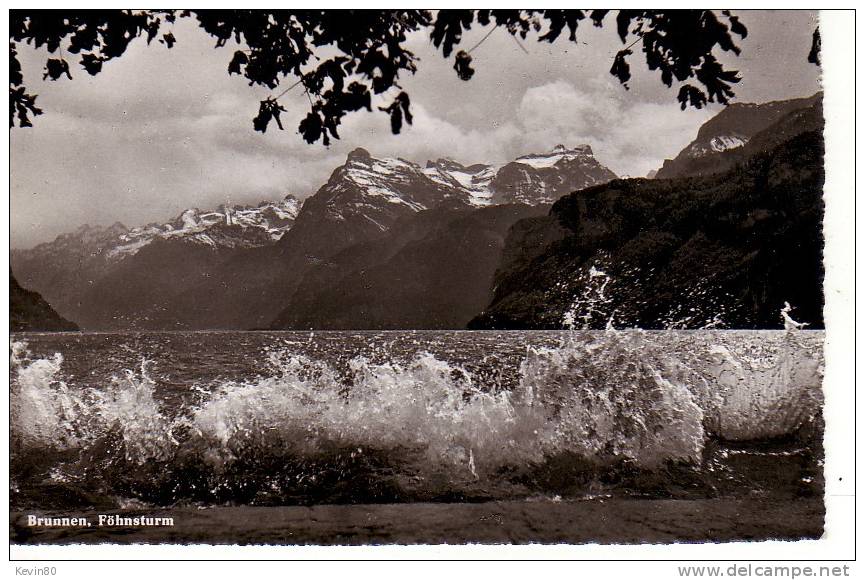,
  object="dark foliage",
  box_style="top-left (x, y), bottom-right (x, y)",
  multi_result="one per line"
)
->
top-left (11, 9), bottom-right (751, 142)
top-left (452, 50), bottom-right (474, 81)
